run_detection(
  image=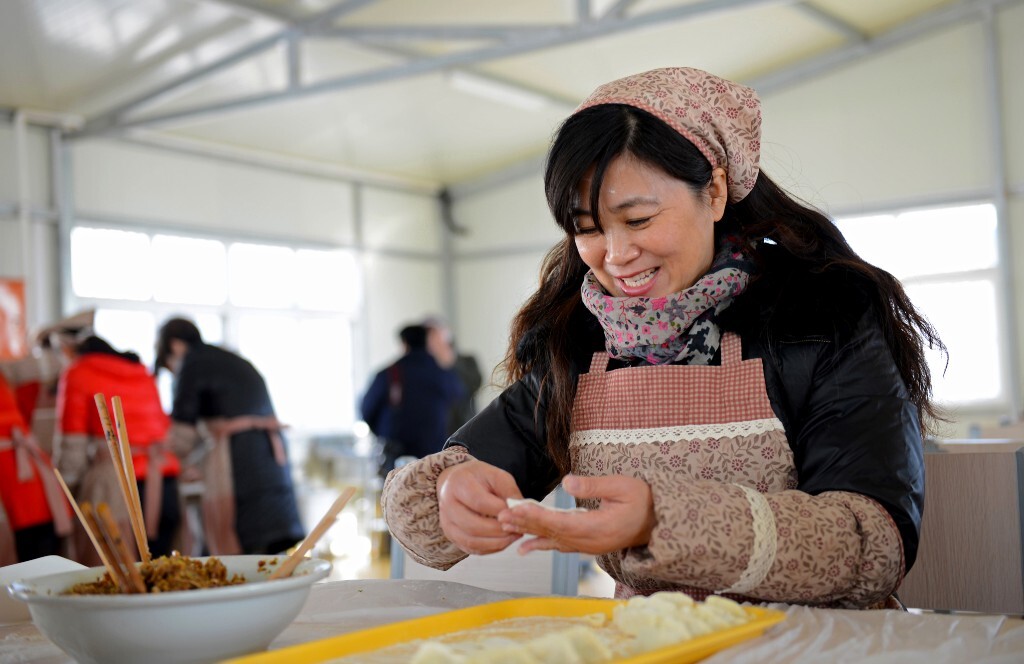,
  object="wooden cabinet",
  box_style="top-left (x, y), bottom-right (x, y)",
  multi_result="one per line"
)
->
top-left (898, 441), bottom-right (1024, 614)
